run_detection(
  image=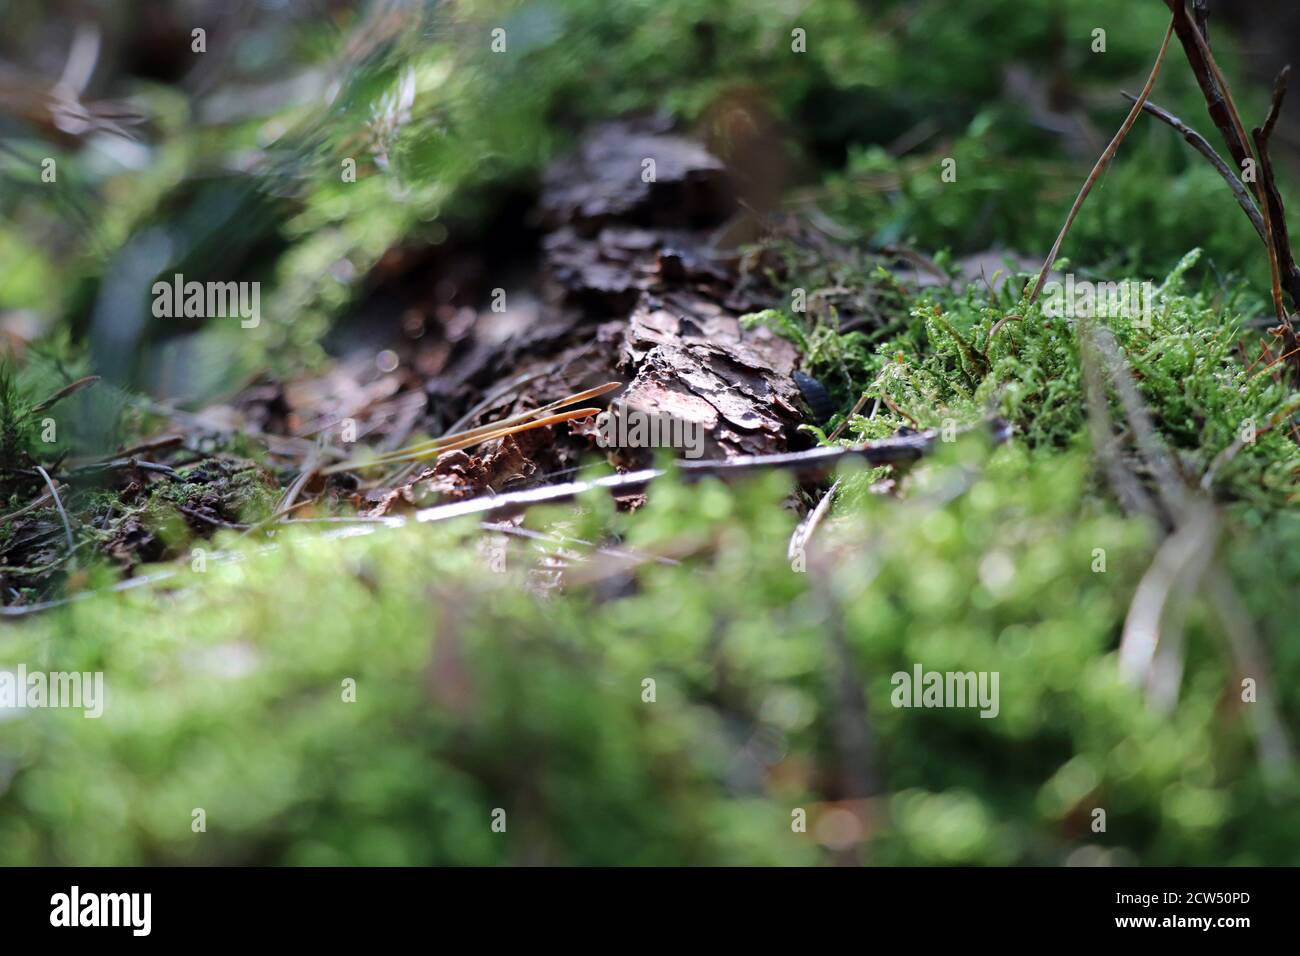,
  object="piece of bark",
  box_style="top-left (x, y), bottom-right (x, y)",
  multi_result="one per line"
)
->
top-left (540, 118), bottom-right (733, 234)
top-left (404, 120), bottom-right (815, 496)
